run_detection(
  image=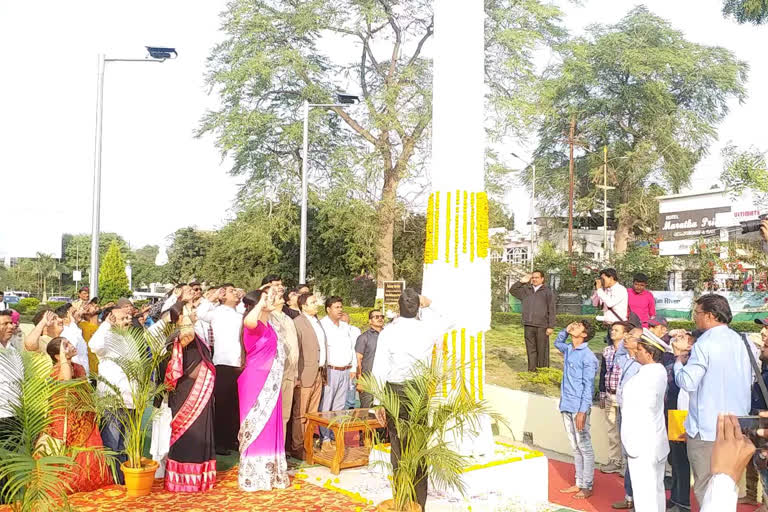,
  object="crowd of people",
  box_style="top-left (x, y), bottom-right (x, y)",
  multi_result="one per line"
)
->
top-left (0, 276), bottom-right (415, 503)
top-left (510, 265), bottom-right (768, 512)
